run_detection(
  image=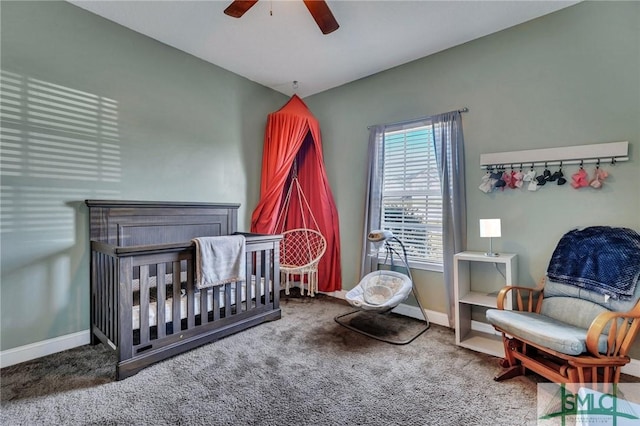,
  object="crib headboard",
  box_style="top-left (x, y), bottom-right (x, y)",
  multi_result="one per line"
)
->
top-left (85, 200), bottom-right (240, 246)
